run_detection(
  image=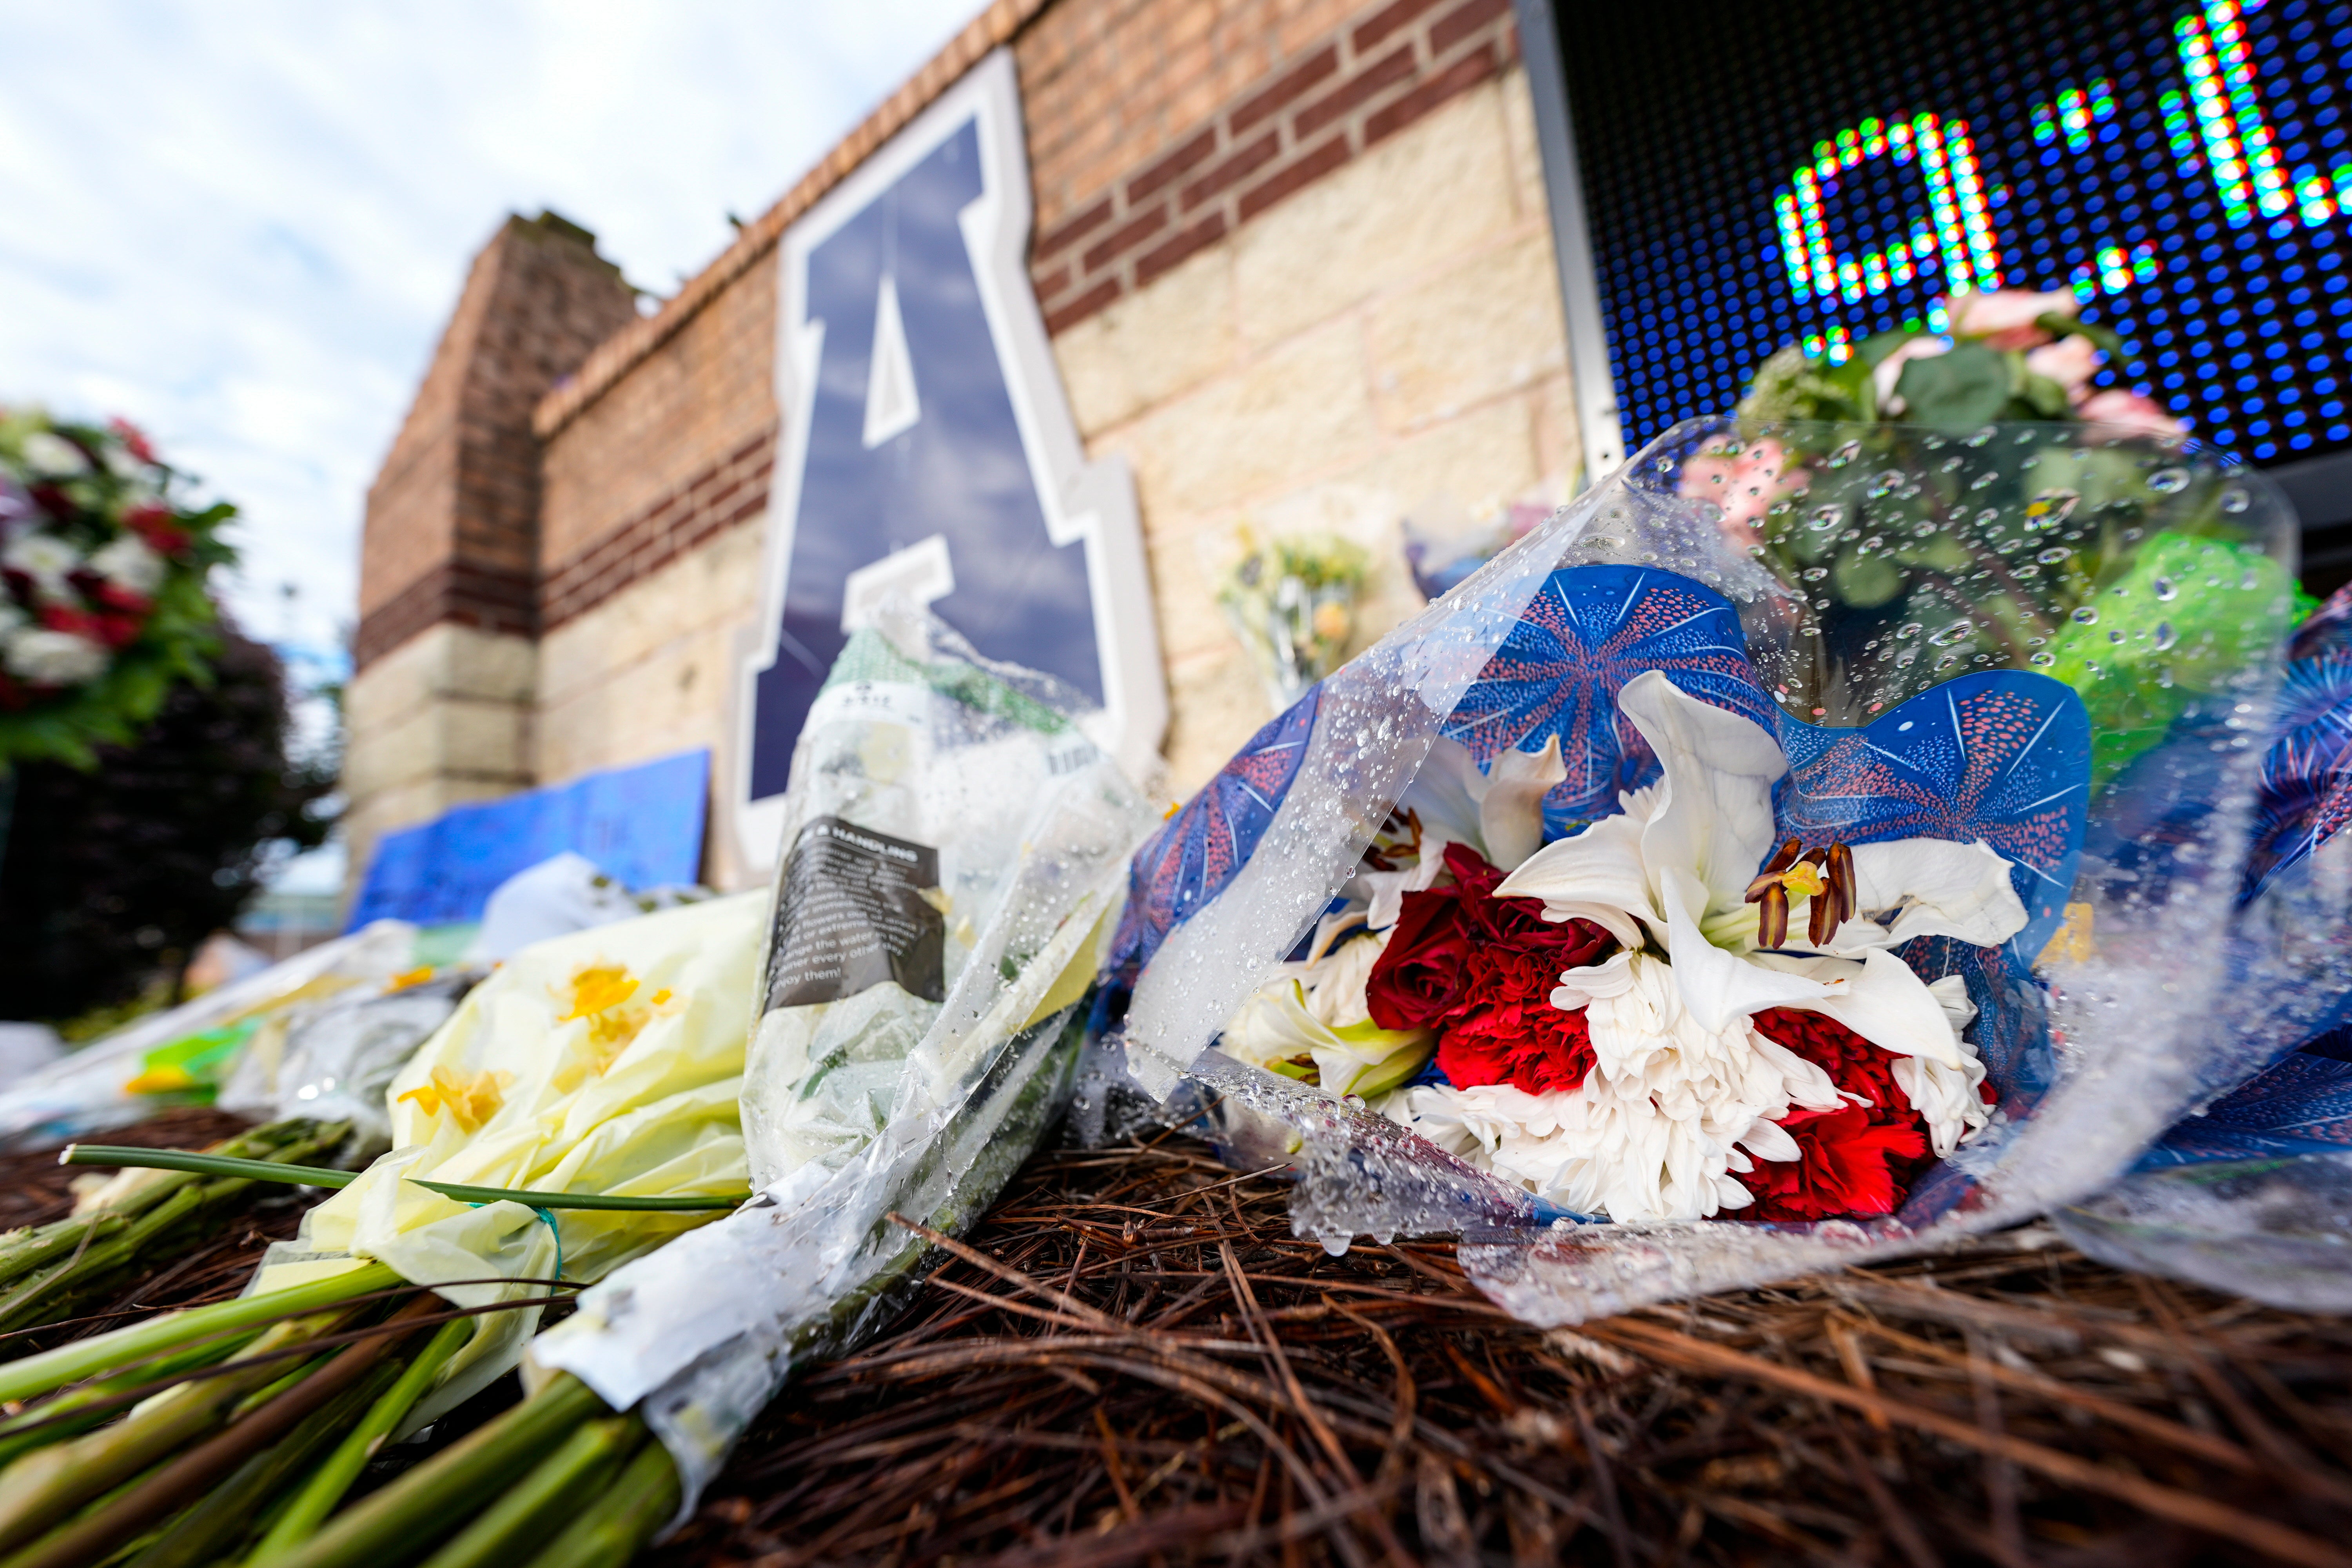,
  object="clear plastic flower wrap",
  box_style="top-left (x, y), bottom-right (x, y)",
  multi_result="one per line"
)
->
top-left (532, 609), bottom-right (1158, 1515)
top-left (2055, 586), bottom-right (2352, 1310)
top-left (1100, 414), bottom-right (2339, 1323)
